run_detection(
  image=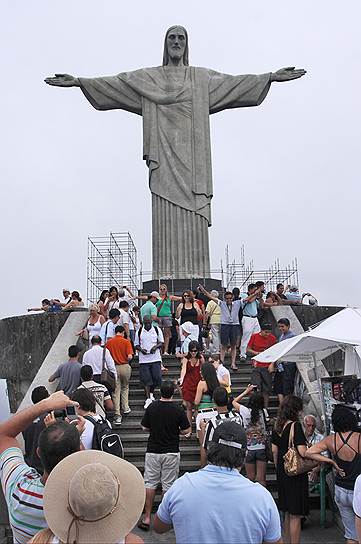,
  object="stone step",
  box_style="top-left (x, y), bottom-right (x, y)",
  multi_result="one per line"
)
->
top-left (126, 397), bottom-right (280, 408)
